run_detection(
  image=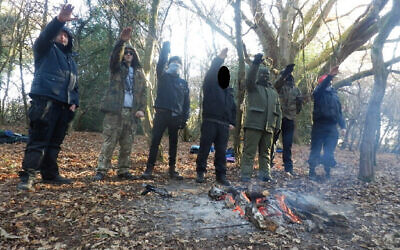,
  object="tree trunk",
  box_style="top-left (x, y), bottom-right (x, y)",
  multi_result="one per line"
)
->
top-left (233, 0), bottom-right (246, 164)
top-left (19, 42), bottom-right (28, 126)
top-left (359, 0), bottom-right (400, 182)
